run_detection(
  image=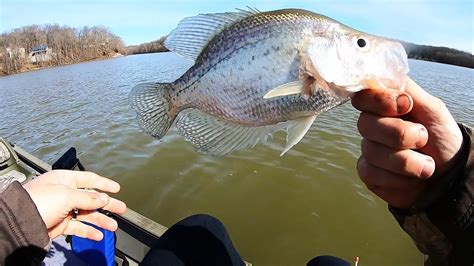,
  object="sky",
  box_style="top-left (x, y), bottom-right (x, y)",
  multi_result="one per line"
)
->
top-left (1, 0), bottom-right (473, 53)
